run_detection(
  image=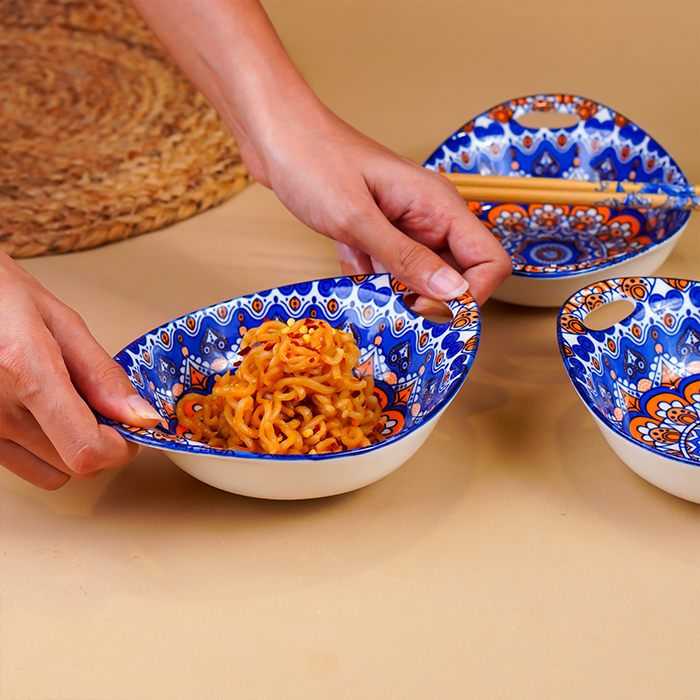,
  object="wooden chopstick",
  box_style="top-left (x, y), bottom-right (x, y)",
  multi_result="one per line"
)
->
top-left (441, 172), bottom-right (700, 210)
